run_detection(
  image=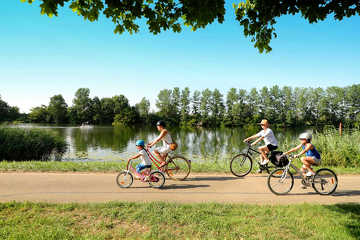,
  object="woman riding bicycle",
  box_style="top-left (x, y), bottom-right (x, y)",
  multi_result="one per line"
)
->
top-left (283, 132), bottom-right (321, 177)
top-left (147, 120), bottom-right (176, 167)
top-left (243, 119), bottom-right (278, 166)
